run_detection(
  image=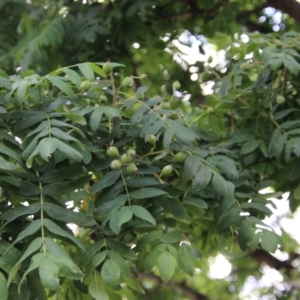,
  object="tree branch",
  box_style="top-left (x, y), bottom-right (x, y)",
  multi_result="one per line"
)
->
top-left (136, 271), bottom-right (210, 300)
